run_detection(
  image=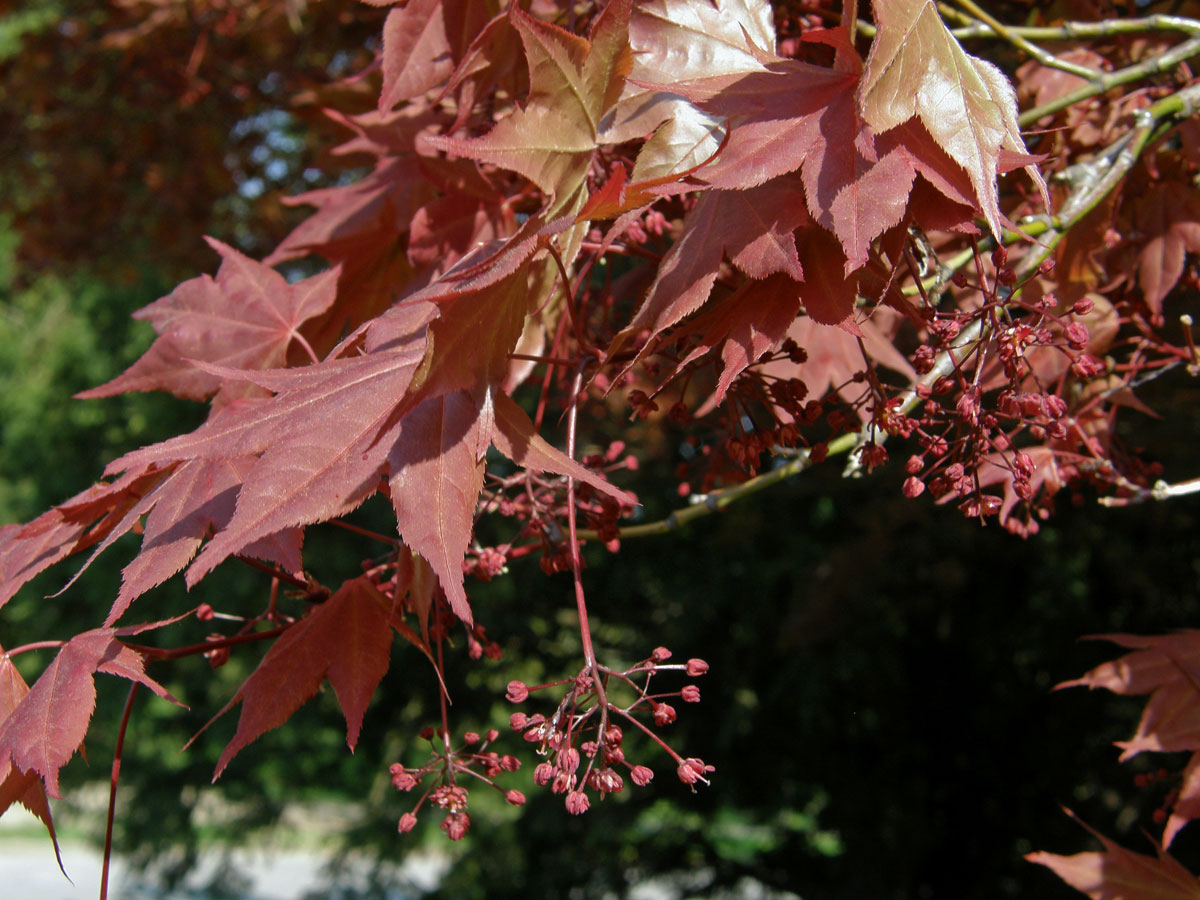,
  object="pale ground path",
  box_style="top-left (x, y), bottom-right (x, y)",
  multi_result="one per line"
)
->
top-left (1, 805), bottom-right (795, 899)
top-left (0, 805), bottom-right (448, 899)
